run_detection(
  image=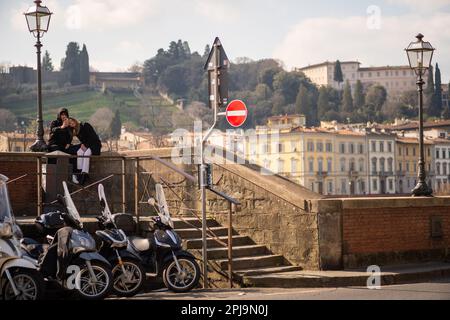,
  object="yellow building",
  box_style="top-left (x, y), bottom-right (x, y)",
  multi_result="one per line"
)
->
top-left (244, 127), bottom-right (368, 196)
top-left (395, 137), bottom-right (434, 194)
top-left (0, 132), bottom-right (35, 152)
